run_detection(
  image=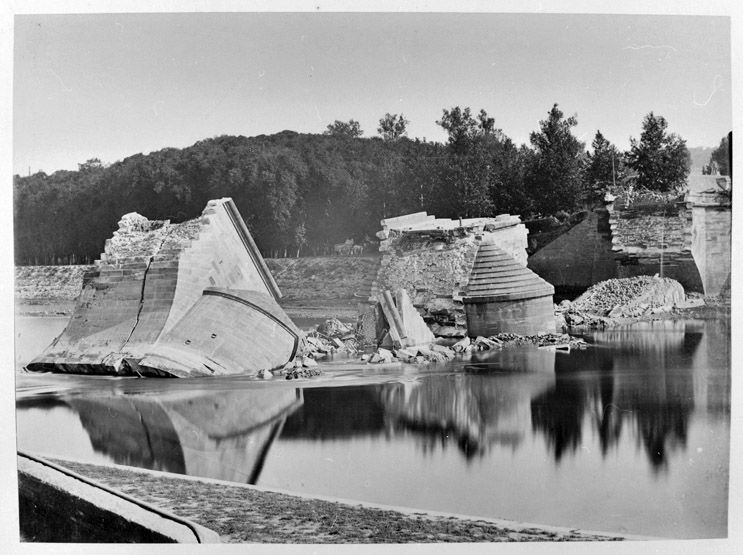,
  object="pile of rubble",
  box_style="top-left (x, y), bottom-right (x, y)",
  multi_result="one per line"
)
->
top-left (361, 332), bottom-right (589, 365)
top-left (259, 357), bottom-right (324, 380)
top-left (303, 318), bottom-right (360, 358)
top-left (361, 344), bottom-right (456, 364)
top-left (257, 286), bottom-right (595, 379)
top-left (449, 333), bottom-right (588, 353)
top-left (557, 275), bottom-right (687, 329)
top-left (259, 317), bottom-right (362, 380)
